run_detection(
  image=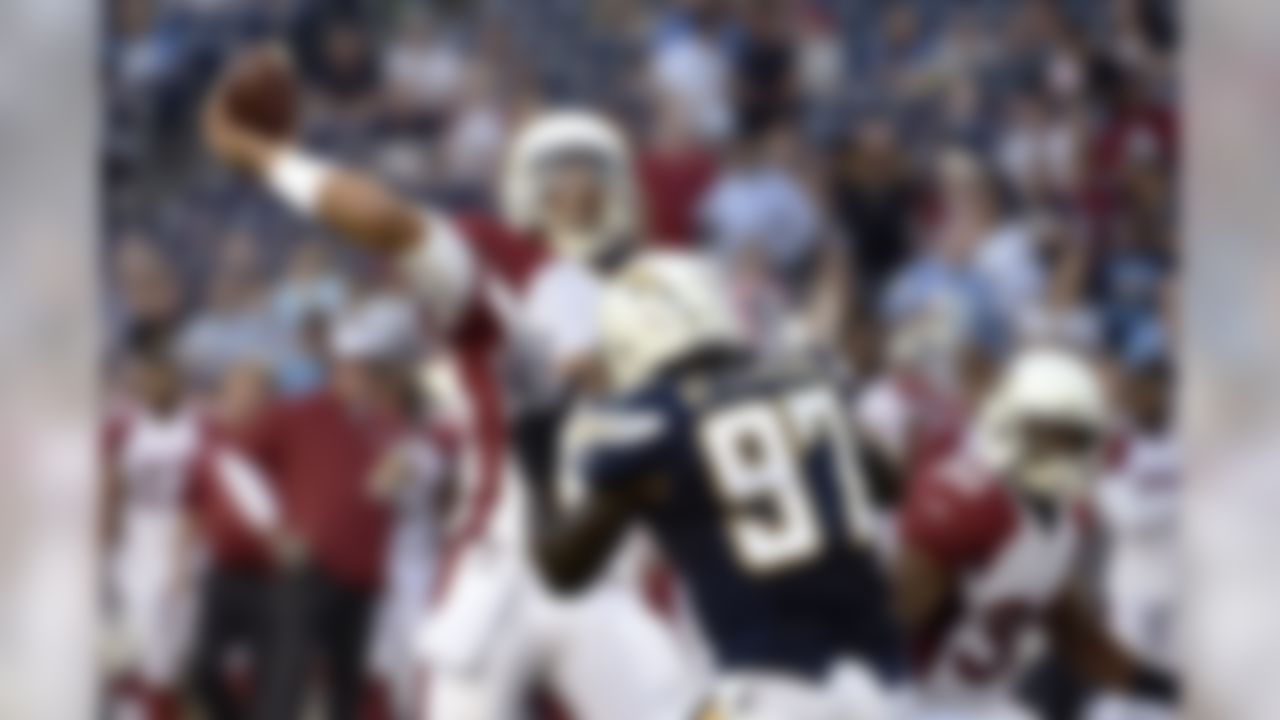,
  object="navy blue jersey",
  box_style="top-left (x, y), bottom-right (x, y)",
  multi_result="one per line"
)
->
top-left (578, 354), bottom-right (903, 679)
